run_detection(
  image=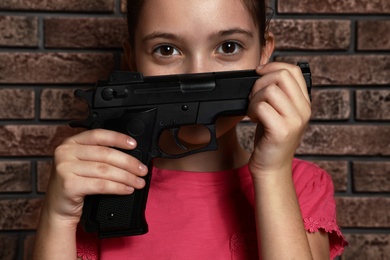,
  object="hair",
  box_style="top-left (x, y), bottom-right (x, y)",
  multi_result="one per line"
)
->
top-left (126, 0), bottom-right (273, 47)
